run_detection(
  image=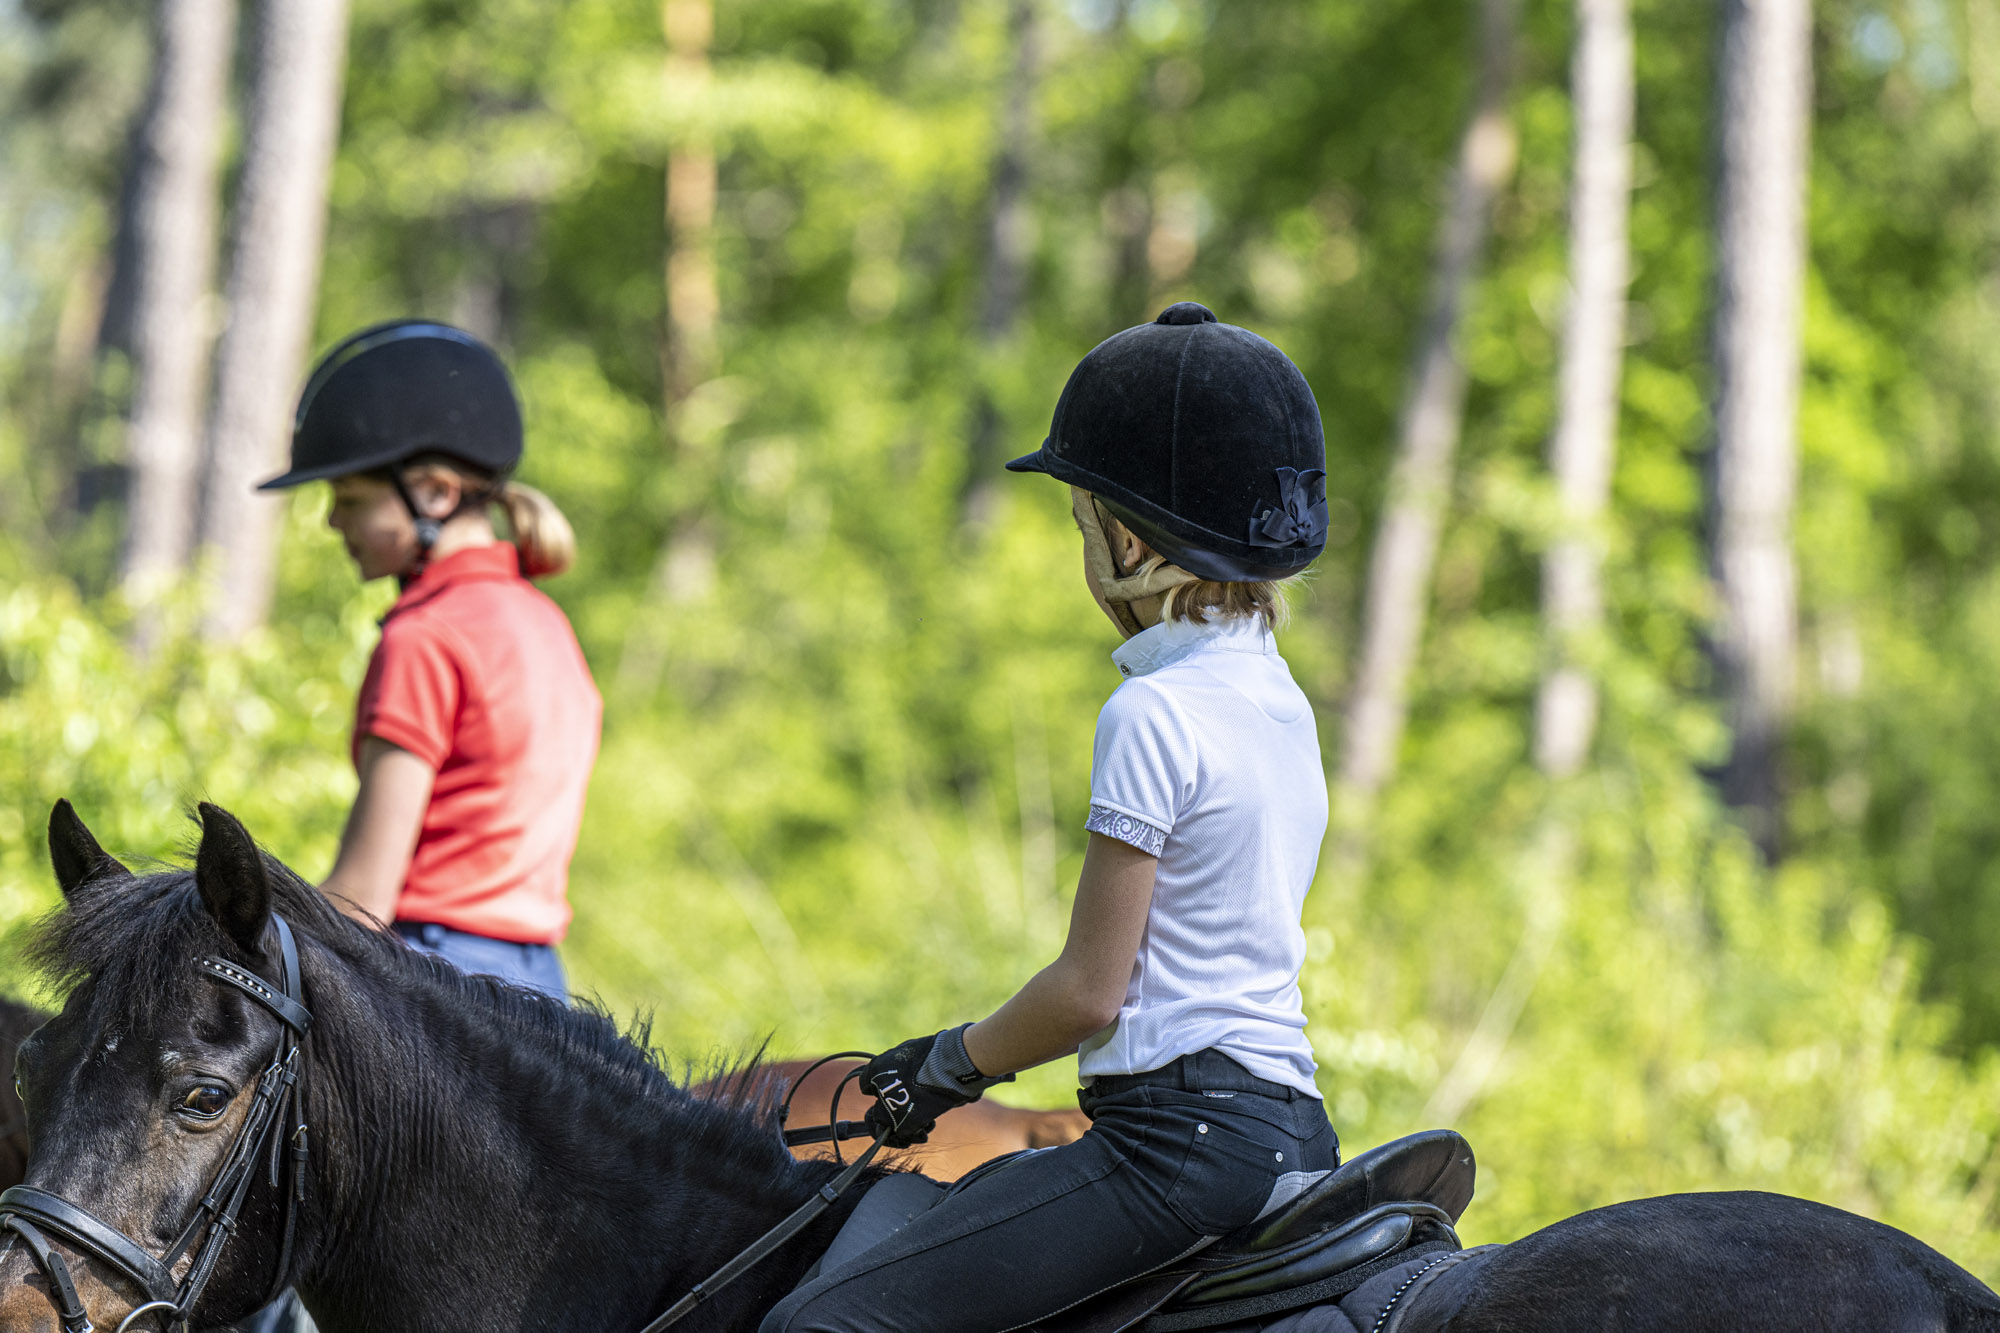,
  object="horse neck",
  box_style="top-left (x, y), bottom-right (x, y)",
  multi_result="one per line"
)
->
top-left (292, 947), bottom-right (858, 1333)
